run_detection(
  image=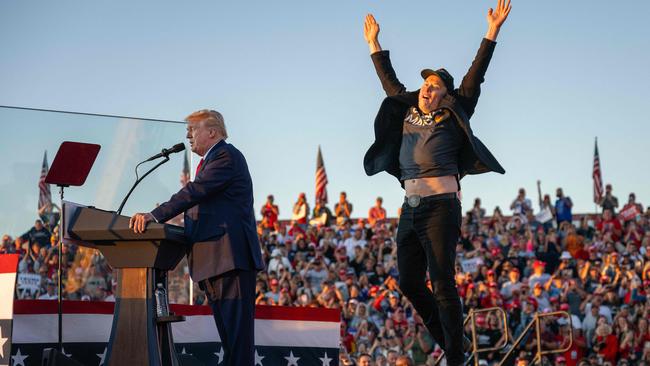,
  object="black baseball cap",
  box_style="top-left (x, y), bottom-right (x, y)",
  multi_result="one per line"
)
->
top-left (421, 68), bottom-right (454, 91)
